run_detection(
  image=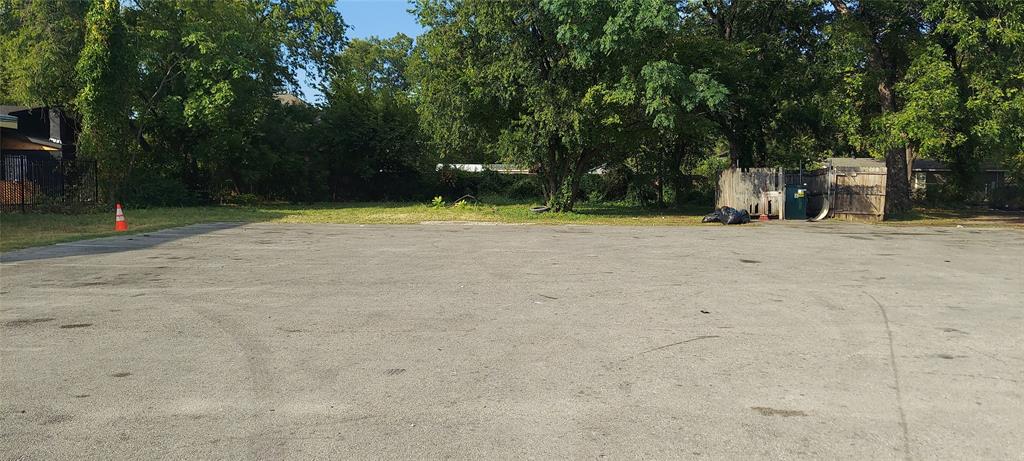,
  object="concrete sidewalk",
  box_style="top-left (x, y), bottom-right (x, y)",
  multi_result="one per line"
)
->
top-left (1, 222), bottom-right (1022, 459)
